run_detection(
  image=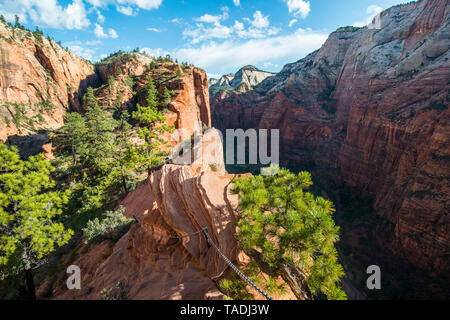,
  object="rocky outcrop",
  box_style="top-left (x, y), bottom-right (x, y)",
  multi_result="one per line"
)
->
top-left (0, 21), bottom-right (98, 141)
top-left (209, 66), bottom-right (275, 99)
top-left (39, 129), bottom-right (300, 300)
top-left (229, 65), bottom-right (276, 89)
top-left (211, 0), bottom-right (450, 275)
top-left (48, 163), bottom-right (238, 299)
top-left (93, 53), bottom-right (211, 141)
